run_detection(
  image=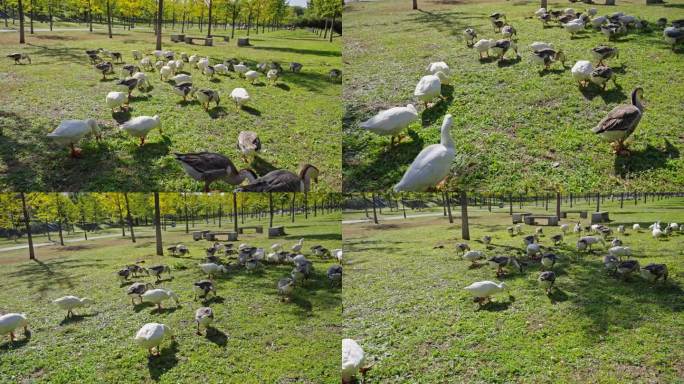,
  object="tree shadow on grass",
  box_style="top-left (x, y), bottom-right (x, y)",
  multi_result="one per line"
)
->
top-left (539, 67), bottom-right (567, 77)
top-left (249, 46), bottom-right (341, 57)
top-left (421, 85), bottom-right (455, 127)
top-left (580, 84), bottom-right (627, 103)
top-left (112, 110), bottom-right (132, 124)
top-left (241, 106), bottom-right (261, 116)
top-left (496, 56), bottom-right (522, 67)
top-left (147, 341), bottom-right (179, 381)
top-left (200, 295), bottom-right (225, 305)
top-left (7, 259), bottom-right (103, 299)
top-left (275, 83), bottom-right (290, 91)
top-left (613, 140), bottom-right (680, 178)
top-left (548, 287), bottom-right (569, 304)
top-left (150, 306), bottom-right (180, 315)
top-left (206, 328), bottom-right (228, 347)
